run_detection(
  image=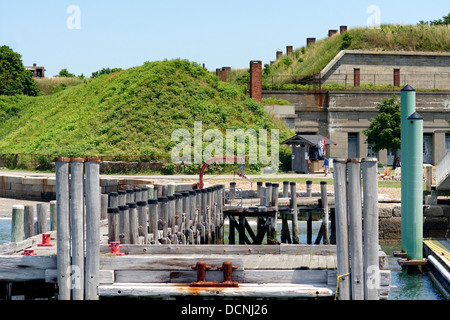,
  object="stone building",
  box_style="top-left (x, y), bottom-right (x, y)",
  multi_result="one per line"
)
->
top-left (320, 50), bottom-right (450, 90)
top-left (258, 50), bottom-right (450, 165)
top-left (25, 63), bottom-right (46, 78)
